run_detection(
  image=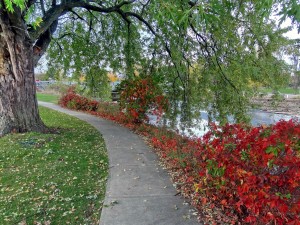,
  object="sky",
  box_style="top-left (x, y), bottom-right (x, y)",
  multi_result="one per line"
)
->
top-left (281, 18), bottom-right (299, 40)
